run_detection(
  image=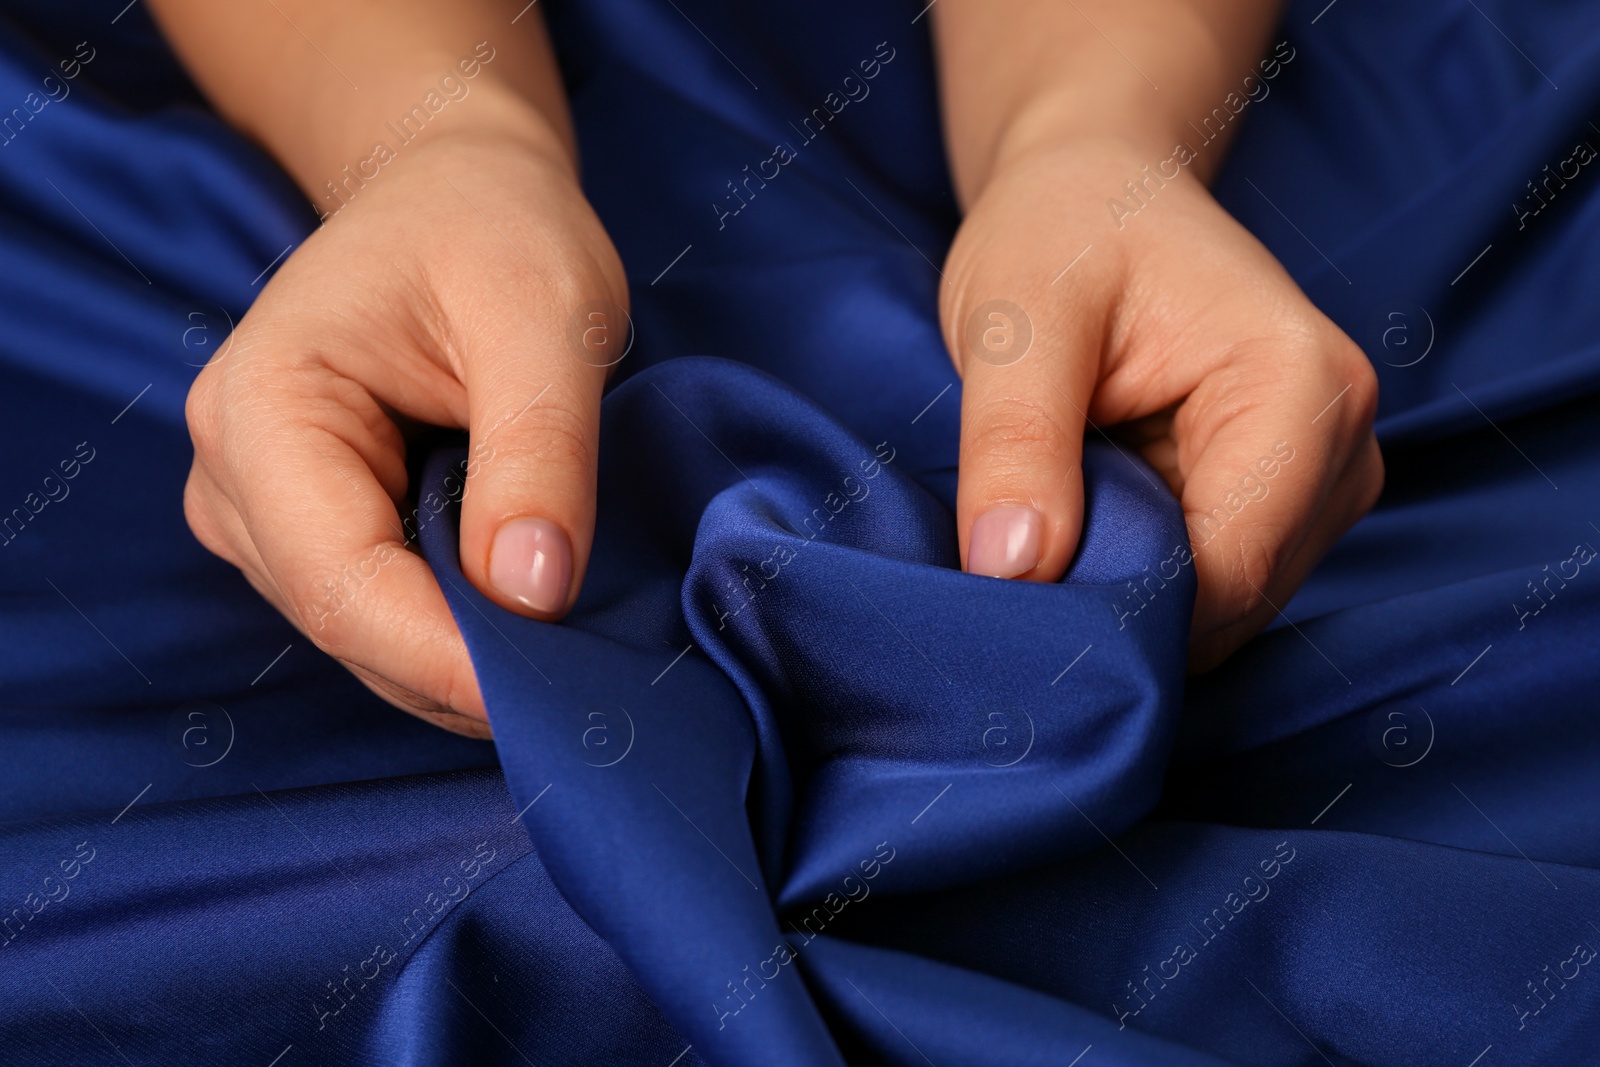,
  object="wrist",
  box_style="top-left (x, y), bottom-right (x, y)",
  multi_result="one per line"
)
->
top-left (974, 130), bottom-right (1193, 221)
top-left (279, 71), bottom-right (577, 216)
top-left (941, 2), bottom-right (1288, 205)
top-left (990, 94), bottom-right (1186, 188)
